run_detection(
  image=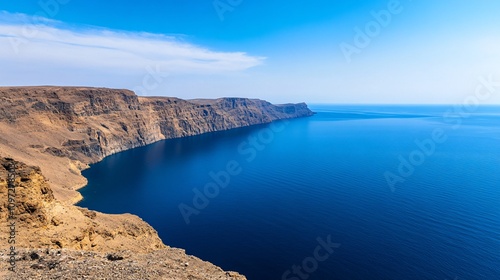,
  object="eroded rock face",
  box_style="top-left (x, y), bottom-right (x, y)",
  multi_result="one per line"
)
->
top-left (0, 158), bottom-right (54, 228)
top-left (0, 86), bottom-right (312, 279)
top-left (0, 87), bottom-right (313, 203)
top-left (0, 158), bottom-right (165, 253)
top-left (0, 87), bottom-right (312, 162)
